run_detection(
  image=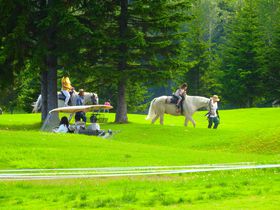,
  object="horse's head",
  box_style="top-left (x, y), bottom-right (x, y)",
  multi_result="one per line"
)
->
top-left (90, 93), bottom-right (99, 105)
